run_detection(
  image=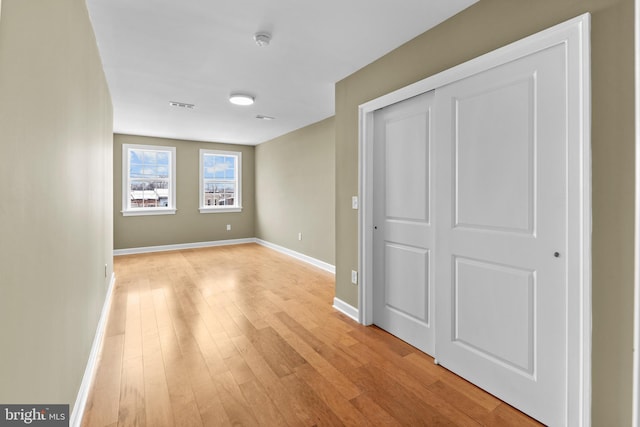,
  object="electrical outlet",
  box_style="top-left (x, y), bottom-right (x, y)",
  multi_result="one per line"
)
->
top-left (226, 224), bottom-right (231, 231)
top-left (351, 270), bottom-right (358, 285)
top-left (298, 232), bottom-right (302, 241)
